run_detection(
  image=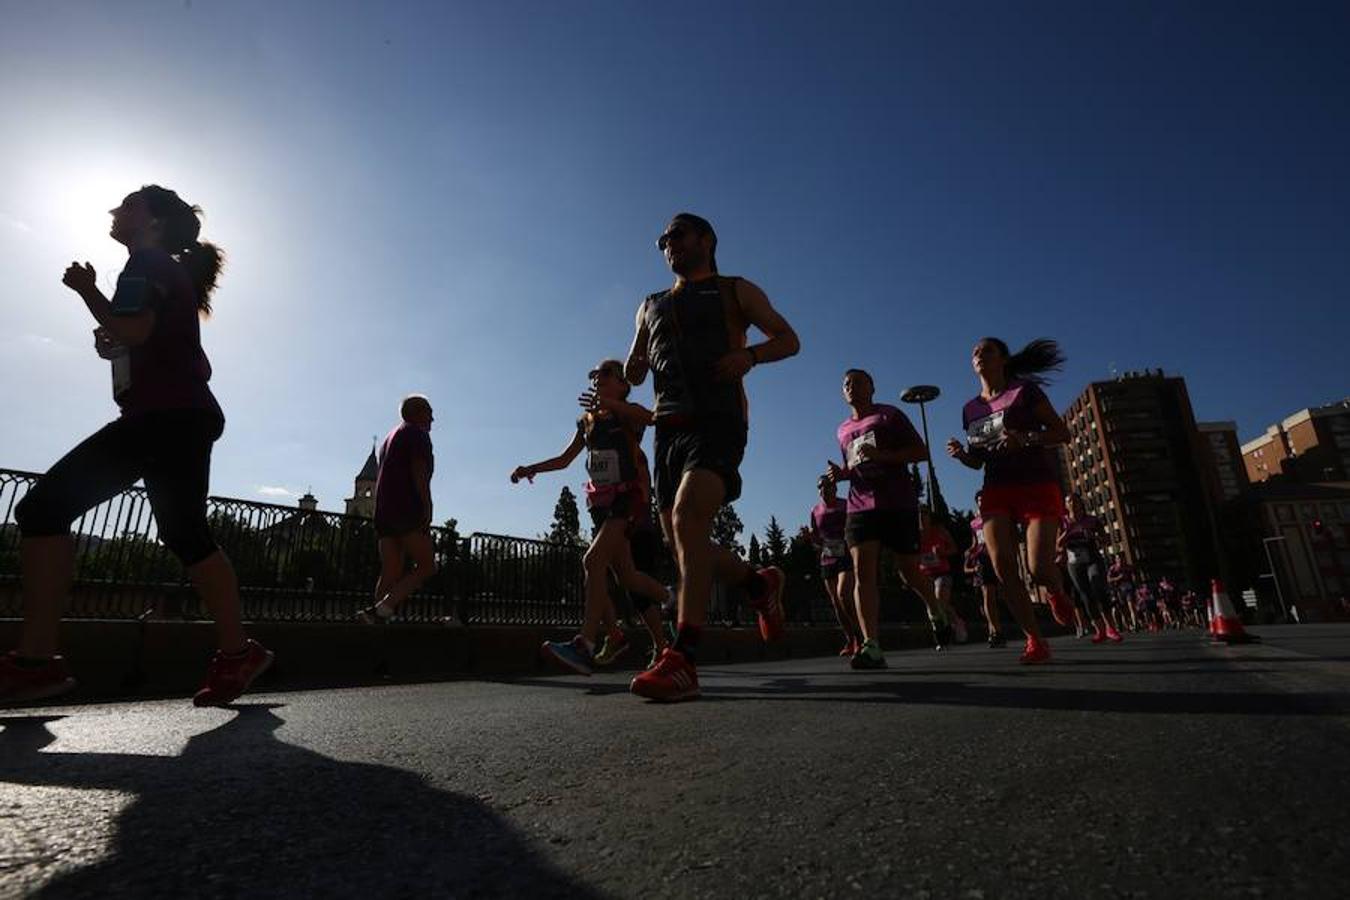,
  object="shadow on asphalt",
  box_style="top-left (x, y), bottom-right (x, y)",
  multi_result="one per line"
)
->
top-left (0, 706), bottom-right (600, 899)
top-left (499, 671), bottom-right (1347, 716)
top-left (692, 679), bottom-right (1350, 715)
